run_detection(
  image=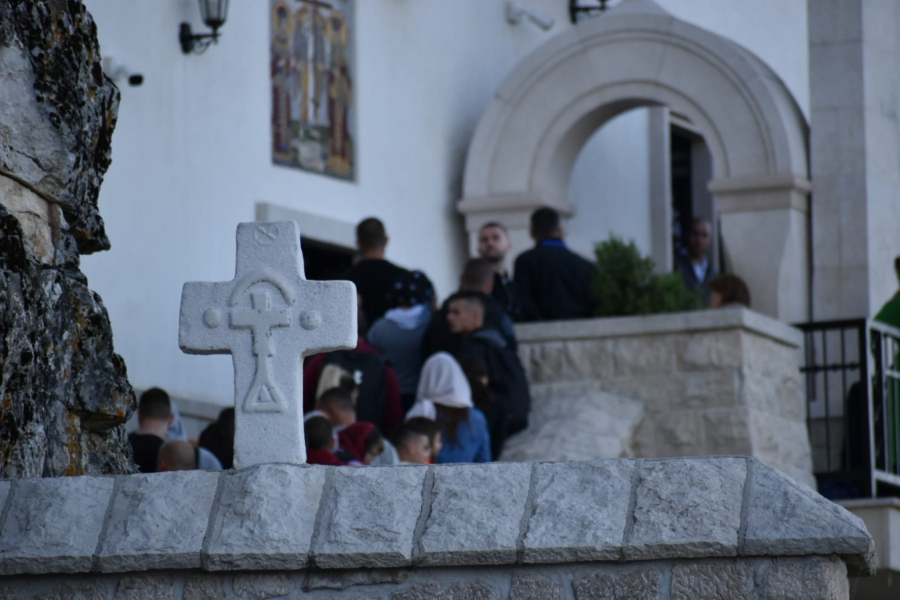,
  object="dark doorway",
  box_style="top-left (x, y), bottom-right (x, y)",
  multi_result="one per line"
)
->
top-left (301, 238), bottom-right (354, 281)
top-left (670, 123), bottom-right (717, 271)
top-left (670, 127), bottom-right (694, 263)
